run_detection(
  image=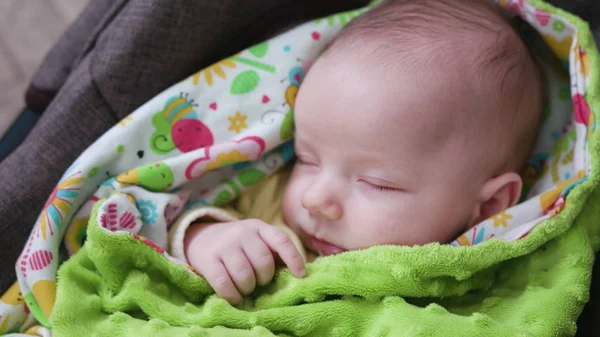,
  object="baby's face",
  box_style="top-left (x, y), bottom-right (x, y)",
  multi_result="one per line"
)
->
top-left (281, 53), bottom-right (486, 256)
